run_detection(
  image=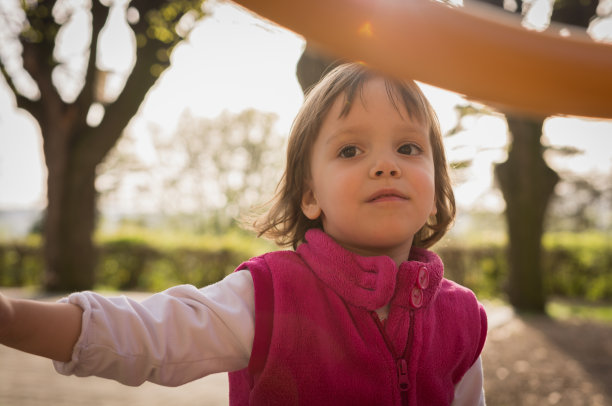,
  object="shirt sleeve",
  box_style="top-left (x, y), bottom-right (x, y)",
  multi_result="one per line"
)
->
top-left (53, 270), bottom-right (256, 387)
top-left (452, 356), bottom-right (486, 406)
